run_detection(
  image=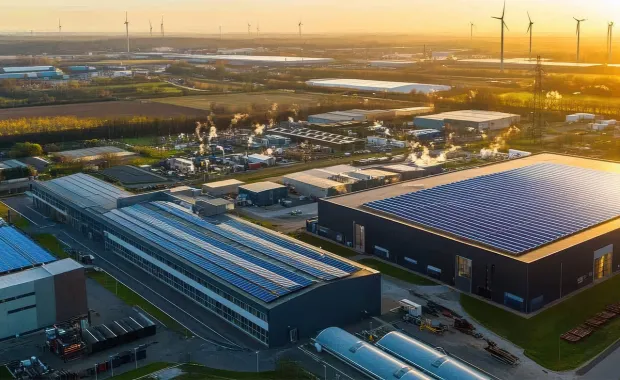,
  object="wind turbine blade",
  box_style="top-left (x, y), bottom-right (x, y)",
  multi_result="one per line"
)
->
top-left (526, 24), bottom-right (531, 33)
top-left (492, 16), bottom-right (501, 20)
top-left (527, 11), bottom-right (531, 23)
top-left (503, 21), bottom-right (509, 31)
top-left (502, 0), bottom-right (506, 19)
